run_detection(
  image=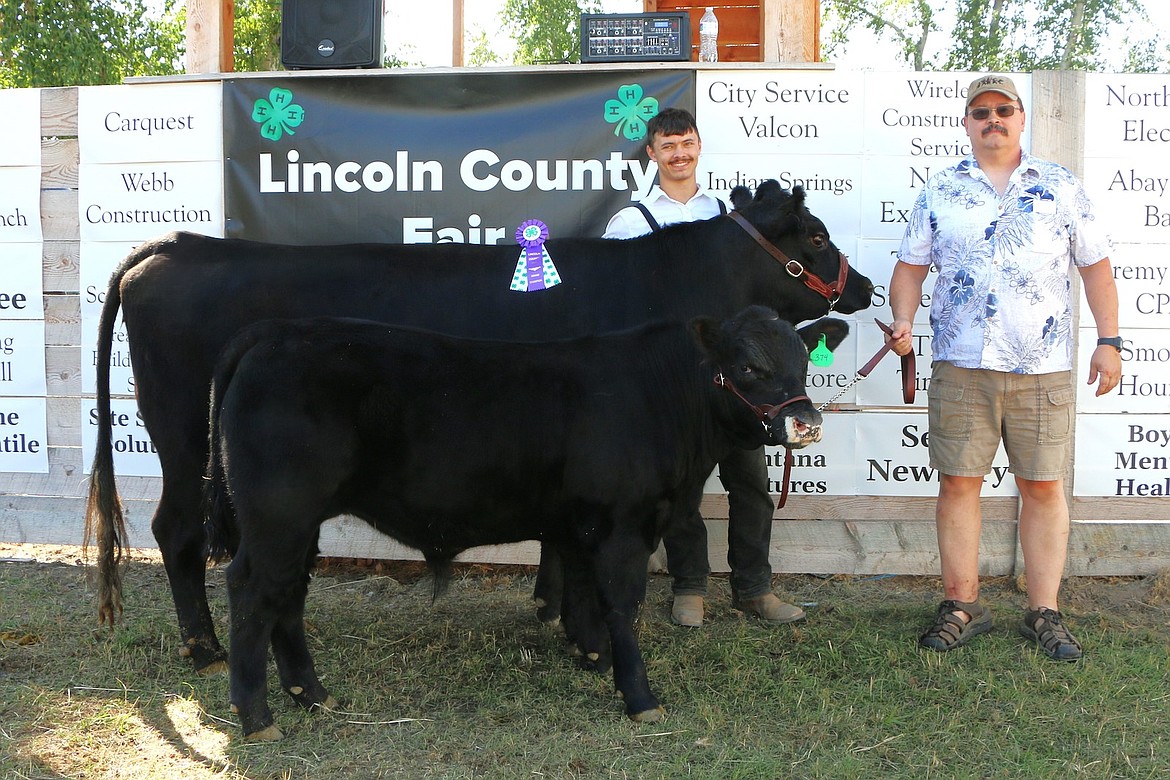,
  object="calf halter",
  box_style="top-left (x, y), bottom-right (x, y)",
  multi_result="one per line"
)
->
top-left (728, 210), bottom-right (849, 311)
top-left (713, 373), bottom-right (813, 510)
